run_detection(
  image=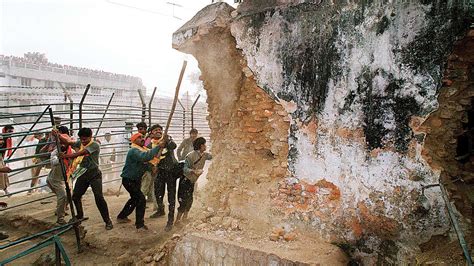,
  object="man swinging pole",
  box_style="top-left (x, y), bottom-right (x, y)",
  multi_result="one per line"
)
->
top-left (150, 60), bottom-right (187, 232)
